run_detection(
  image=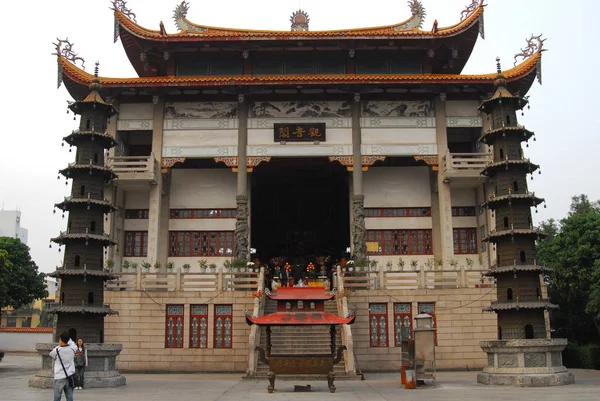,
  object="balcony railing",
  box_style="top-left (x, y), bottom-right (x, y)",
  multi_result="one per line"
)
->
top-left (106, 153), bottom-right (159, 185)
top-left (442, 150), bottom-right (492, 184)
